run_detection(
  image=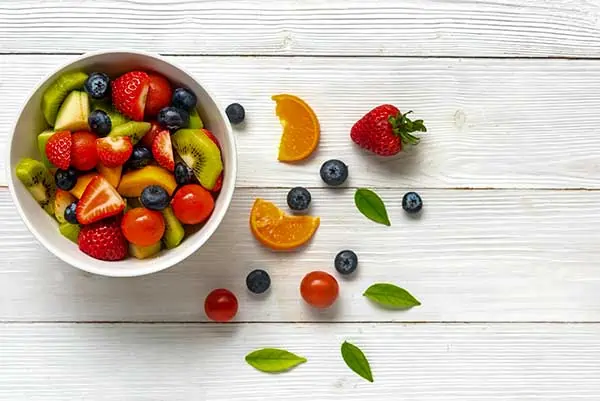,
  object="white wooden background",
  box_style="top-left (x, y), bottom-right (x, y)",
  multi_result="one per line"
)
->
top-left (2, 0), bottom-right (600, 399)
